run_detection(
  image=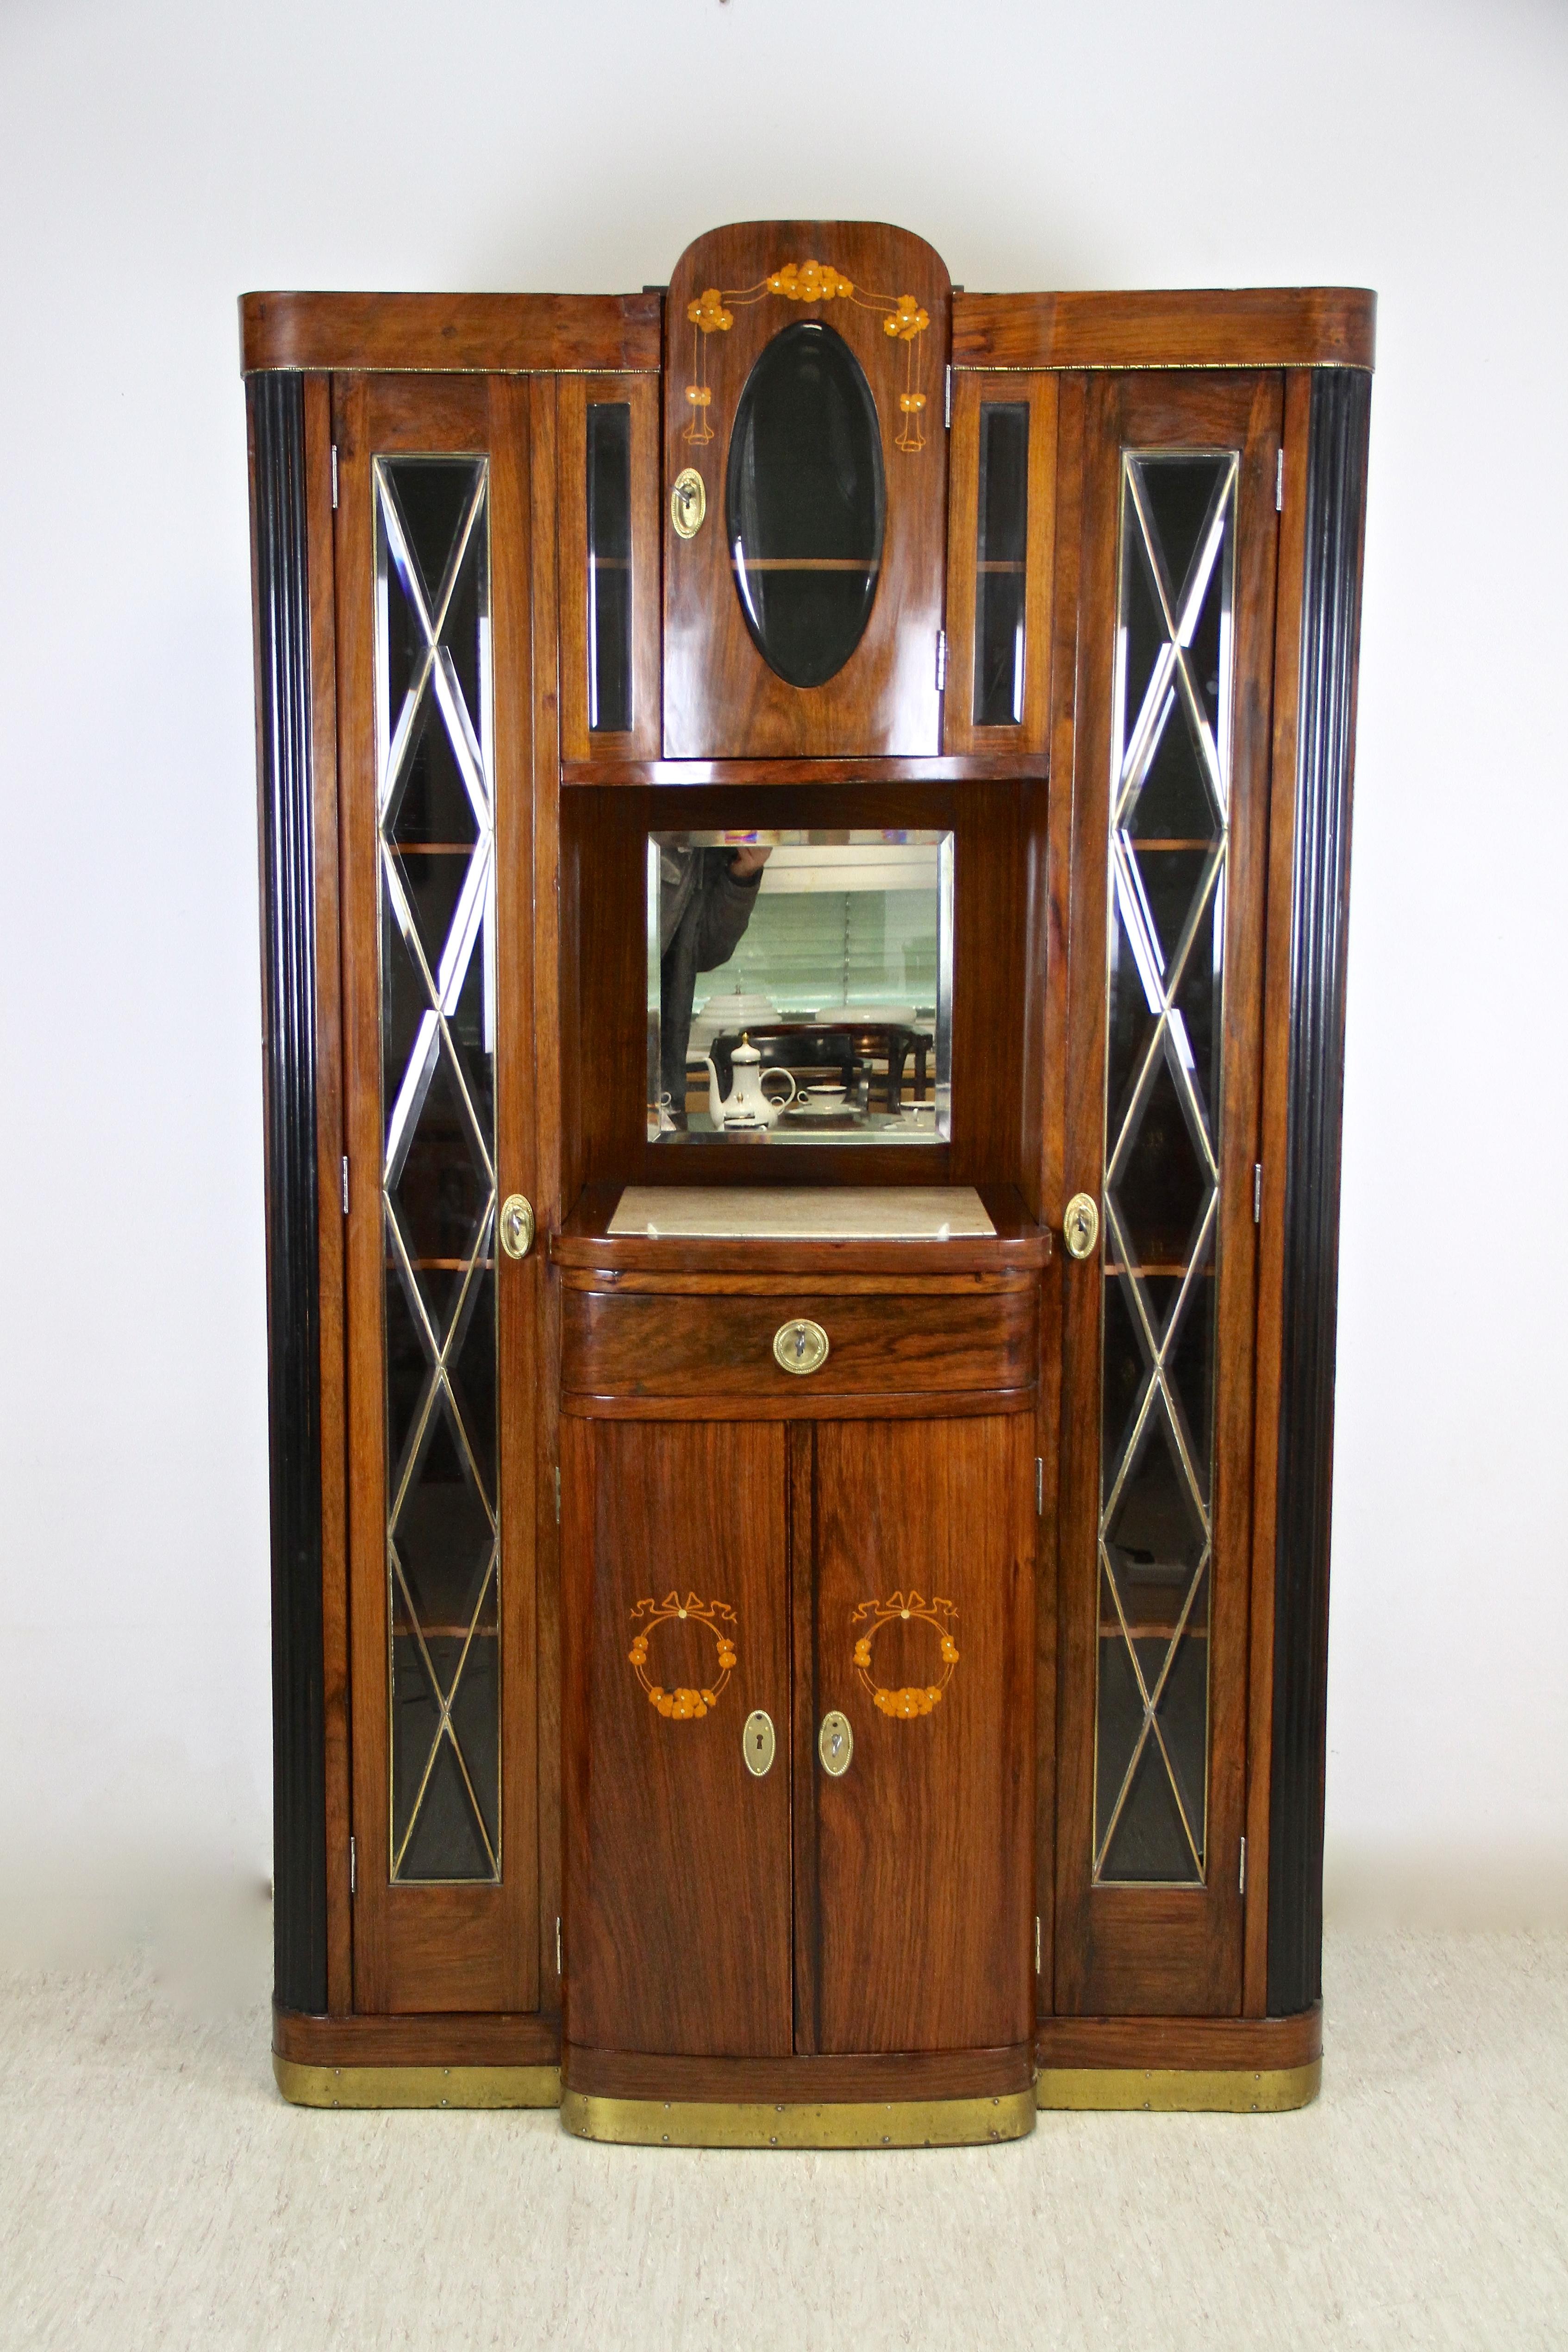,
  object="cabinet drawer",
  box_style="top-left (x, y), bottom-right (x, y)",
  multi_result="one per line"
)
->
top-left (561, 1282), bottom-right (1037, 1412)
